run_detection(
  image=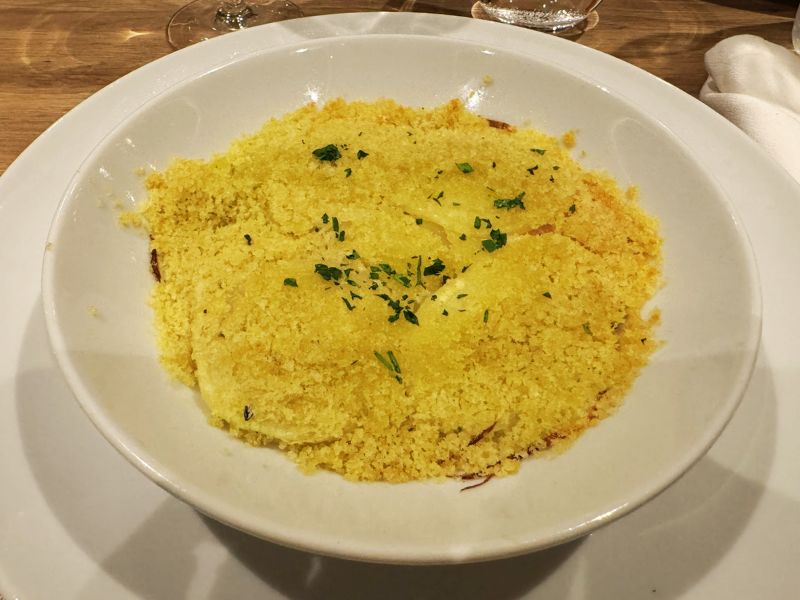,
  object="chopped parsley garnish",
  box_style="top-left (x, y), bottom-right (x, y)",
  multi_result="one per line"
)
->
top-left (494, 192), bottom-right (526, 210)
top-left (342, 297), bottom-right (355, 311)
top-left (457, 293), bottom-right (468, 299)
top-left (527, 166), bottom-right (539, 175)
top-left (374, 350), bottom-right (403, 383)
top-left (332, 217), bottom-right (340, 233)
top-left (344, 167), bottom-right (352, 178)
top-left (431, 191), bottom-right (444, 206)
top-left (543, 291), bottom-right (552, 298)
top-left (243, 405), bottom-right (253, 421)
top-left (314, 263), bottom-right (343, 282)
top-left (553, 165), bottom-right (560, 170)
top-left (387, 352), bottom-right (401, 376)
top-left (582, 322), bottom-right (592, 335)
top-left (482, 229), bottom-right (507, 253)
top-left (357, 149), bottom-right (369, 160)
top-left (456, 162), bottom-right (474, 173)
top-left (312, 144), bottom-right (341, 161)
top-left (423, 258), bottom-right (446, 277)
top-left (483, 309), bottom-right (489, 323)
top-left (244, 233), bottom-right (252, 245)
top-left (459, 233), bottom-right (467, 241)
top-left (569, 203), bottom-right (576, 214)
top-left (461, 264), bottom-right (471, 273)
top-left (283, 278), bottom-right (298, 287)
top-left (345, 249), bottom-right (360, 260)
top-left (403, 309), bottom-right (419, 326)
top-left (337, 230), bottom-right (346, 242)
top-left (474, 217), bottom-right (493, 230)
top-left (321, 213), bottom-right (329, 224)
top-left (531, 148), bottom-right (546, 155)
top-left (550, 175), bottom-right (556, 183)
top-left (442, 309), bottom-right (449, 316)
top-left (415, 217), bottom-right (423, 225)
